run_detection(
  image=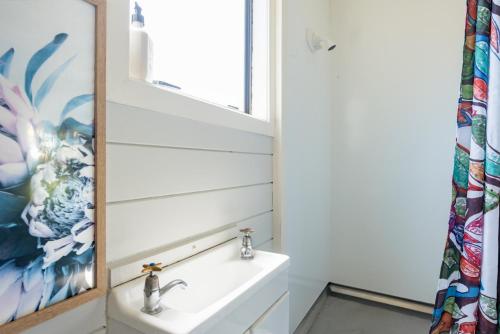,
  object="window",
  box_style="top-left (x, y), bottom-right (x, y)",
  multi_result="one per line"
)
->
top-left (130, 0), bottom-right (270, 120)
